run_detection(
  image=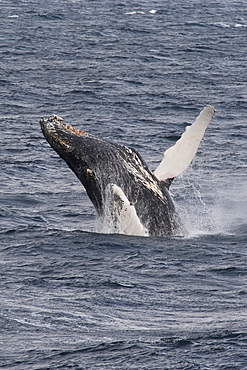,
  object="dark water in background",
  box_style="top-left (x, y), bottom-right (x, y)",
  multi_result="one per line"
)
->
top-left (1, 1), bottom-right (247, 369)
